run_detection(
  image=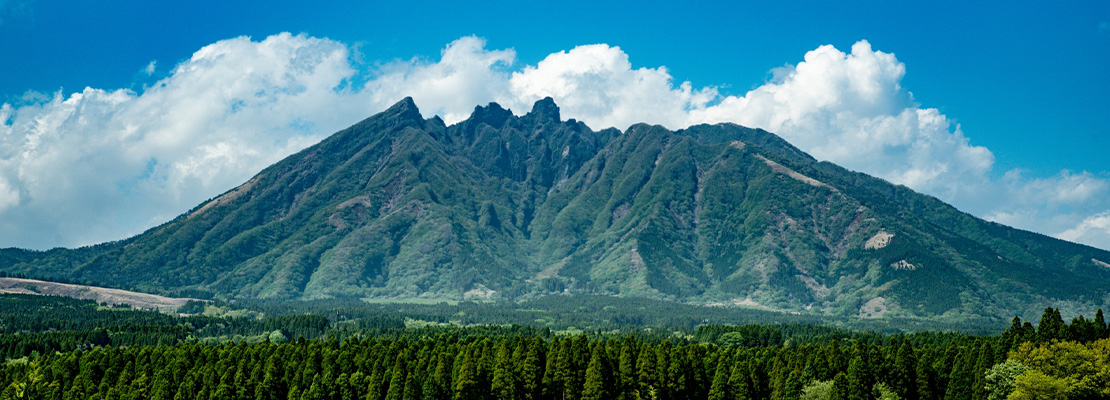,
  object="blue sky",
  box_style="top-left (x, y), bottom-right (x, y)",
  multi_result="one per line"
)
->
top-left (1, 0), bottom-right (1109, 250)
